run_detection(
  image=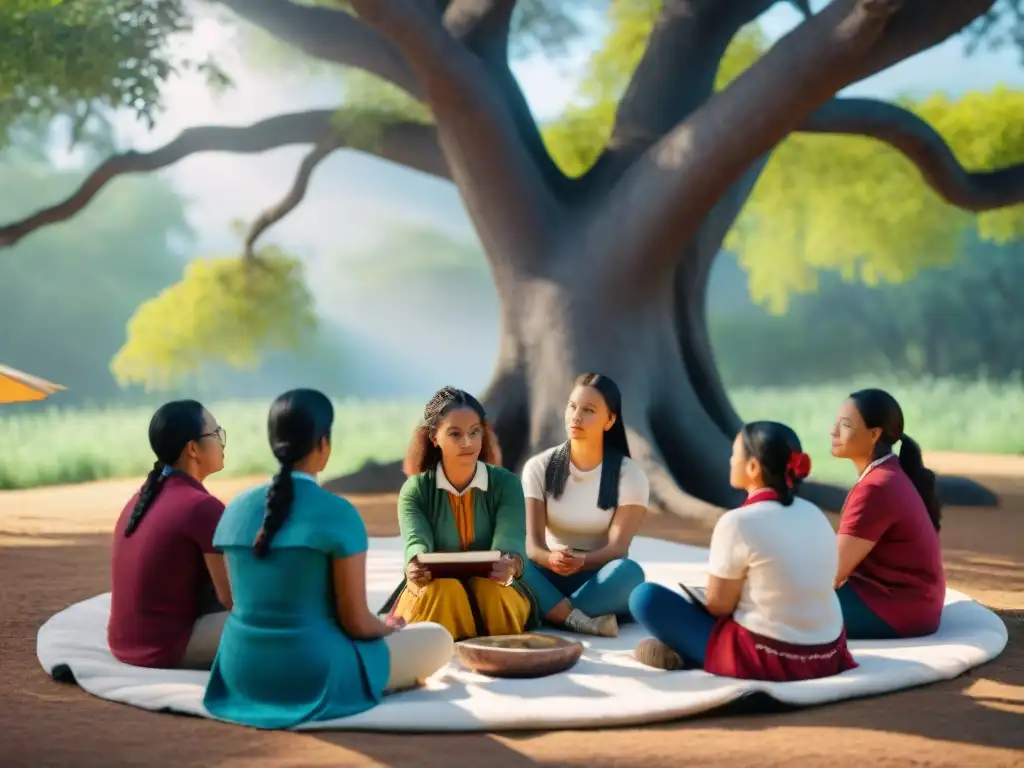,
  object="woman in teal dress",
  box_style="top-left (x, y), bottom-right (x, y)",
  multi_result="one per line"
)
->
top-left (203, 389), bottom-right (454, 730)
